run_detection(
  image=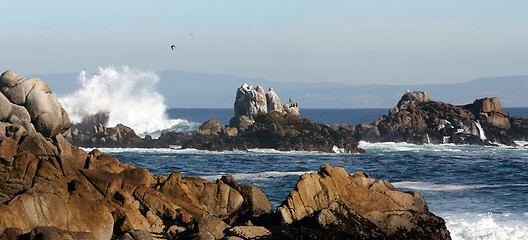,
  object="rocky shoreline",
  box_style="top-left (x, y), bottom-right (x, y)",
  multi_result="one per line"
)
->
top-left (65, 86), bottom-right (528, 151)
top-left (0, 71), bottom-right (455, 239)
